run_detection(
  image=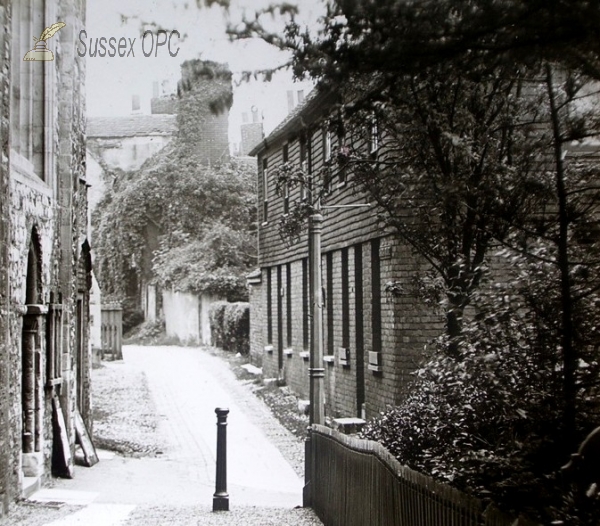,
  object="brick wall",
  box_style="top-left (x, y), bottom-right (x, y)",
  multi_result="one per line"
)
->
top-left (240, 122), bottom-right (263, 156)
